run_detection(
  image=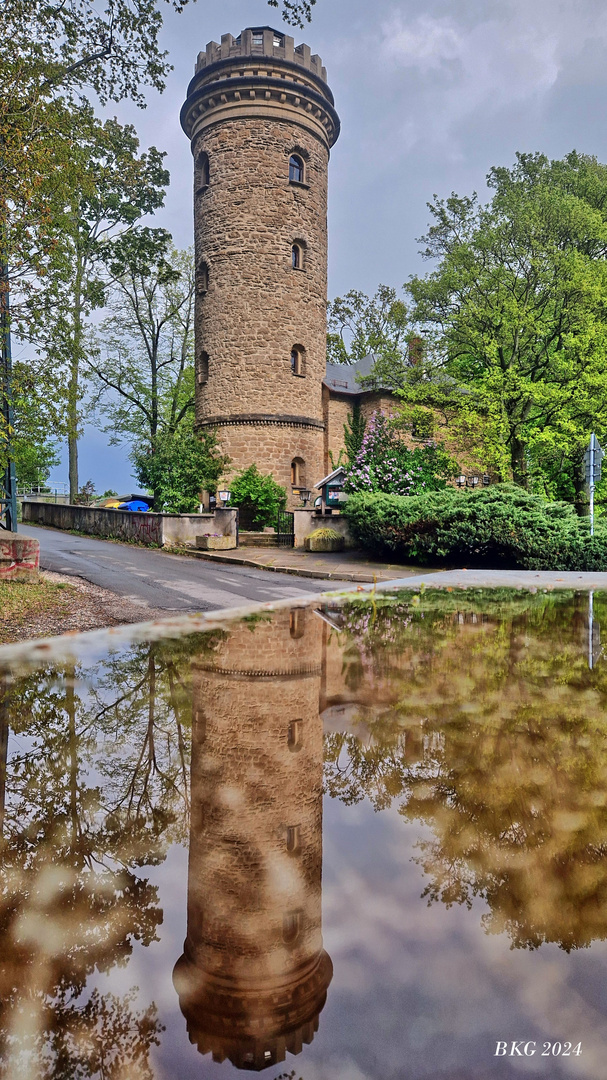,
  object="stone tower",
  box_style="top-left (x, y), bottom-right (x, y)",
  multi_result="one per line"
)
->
top-left (173, 607), bottom-right (332, 1071)
top-left (181, 27), bottom-right (340, 505)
